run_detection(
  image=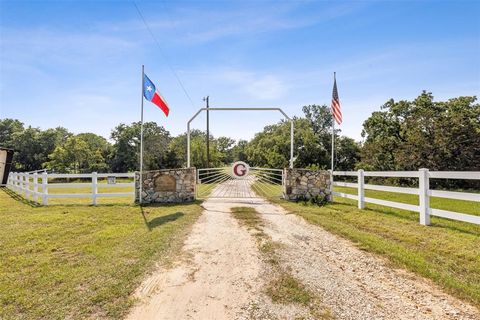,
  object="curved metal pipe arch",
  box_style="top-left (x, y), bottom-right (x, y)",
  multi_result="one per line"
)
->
top-left (186, 107), bottom-right (294, 168)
